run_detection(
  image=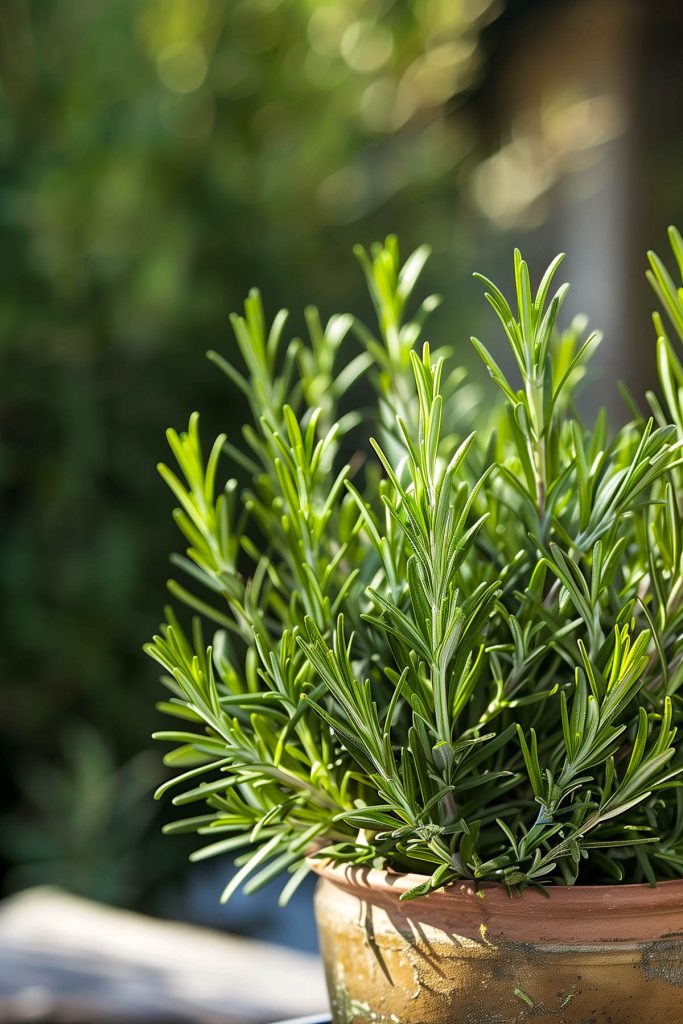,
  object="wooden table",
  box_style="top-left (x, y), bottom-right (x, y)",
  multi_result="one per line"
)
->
top-left (0, 888), bottom-right (329, 1023)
